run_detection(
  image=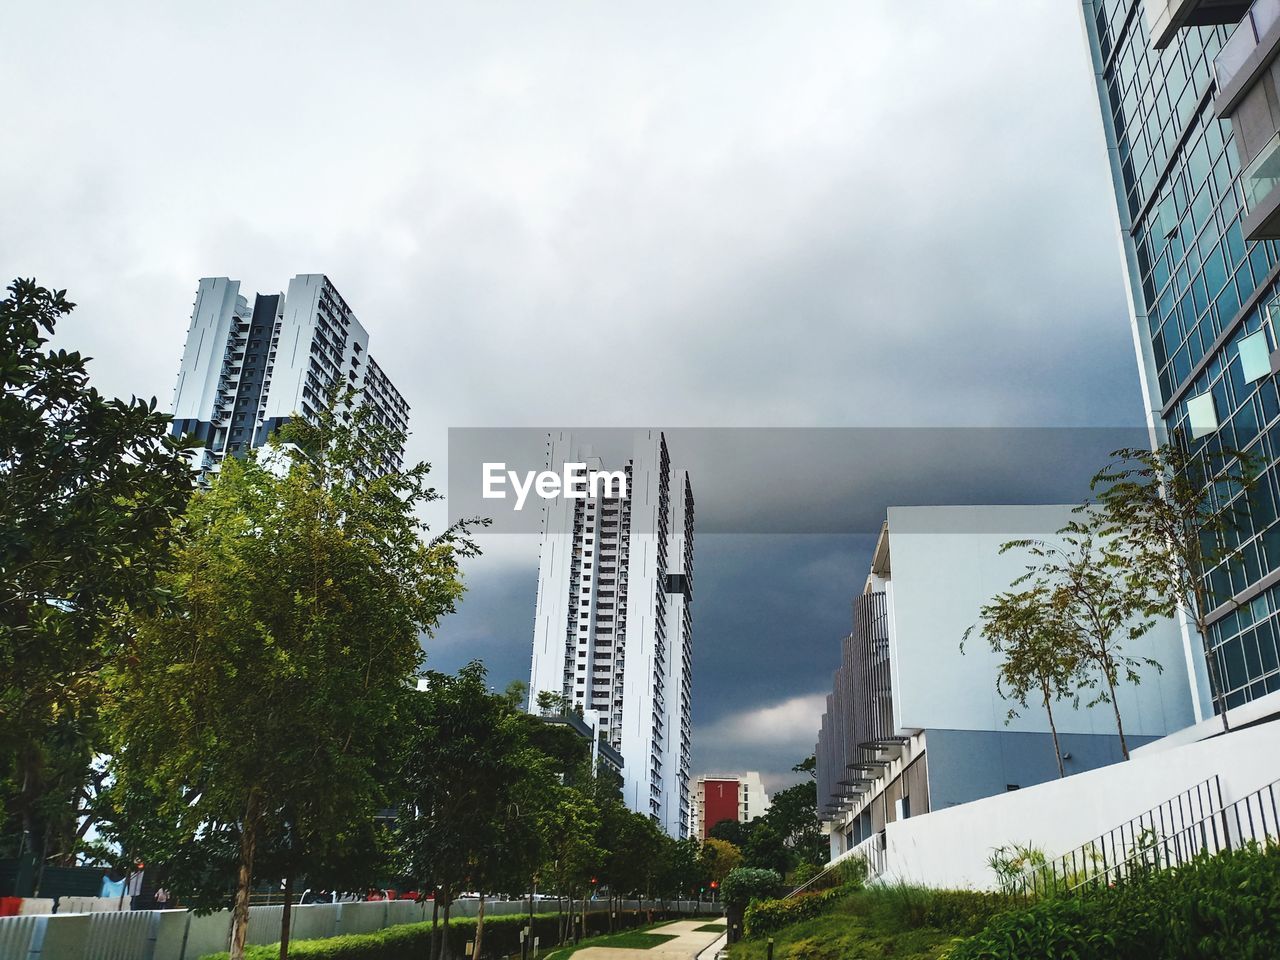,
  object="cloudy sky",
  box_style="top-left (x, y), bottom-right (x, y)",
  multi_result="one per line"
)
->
top-left (4, 1), bottom-right (1147, 791)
